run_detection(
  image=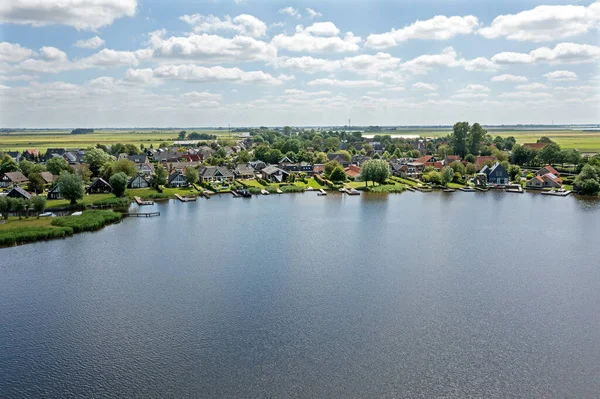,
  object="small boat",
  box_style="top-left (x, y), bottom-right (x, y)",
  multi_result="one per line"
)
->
top-left (71, 211), bottom-right (83, 216)
top-left (39, 212), bottom-right (55, 217)
top-left (306, 186), bottom-right (314, 191)
top-left (261, 189), bottom-right (270, 195)
top-left (317, 189), bottom-right (327, 196)
top-left (276, 188), bottom-right (283, 194)
top-left (236, 188), bottom-right (252, 198)
top-left (442, 188), bottom-right (456, 192)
